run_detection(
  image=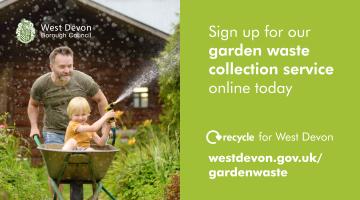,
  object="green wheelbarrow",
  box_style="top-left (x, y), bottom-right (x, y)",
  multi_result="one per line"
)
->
top-left (33, 135), bottom-right (119, 200)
